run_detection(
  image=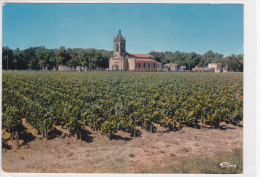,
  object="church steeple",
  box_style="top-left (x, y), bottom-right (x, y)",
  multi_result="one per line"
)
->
top-left (113, 30), bottom-right (126, 57)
